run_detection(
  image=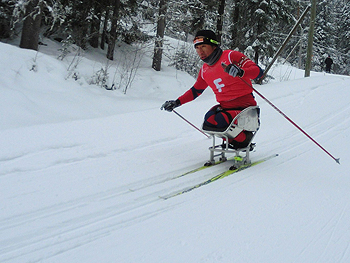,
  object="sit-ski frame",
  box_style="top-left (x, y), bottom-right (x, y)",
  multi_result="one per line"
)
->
top-left (202, 106), bottom-right (260, 169)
